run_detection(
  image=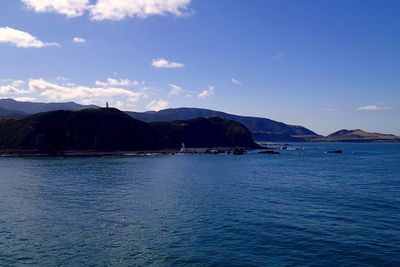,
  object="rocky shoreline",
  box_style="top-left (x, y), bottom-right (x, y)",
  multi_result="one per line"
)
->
top-left (0, 147), bottom-right (250, 158)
